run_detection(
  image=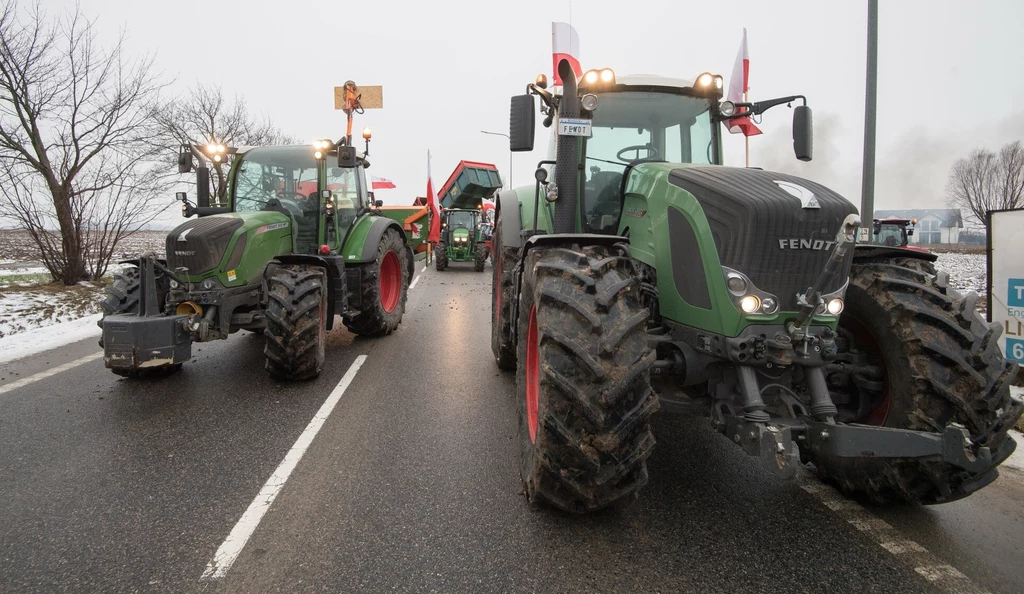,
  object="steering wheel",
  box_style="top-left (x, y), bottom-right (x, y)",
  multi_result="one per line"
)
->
top-left (617, 144), bottom-right (660, 163)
